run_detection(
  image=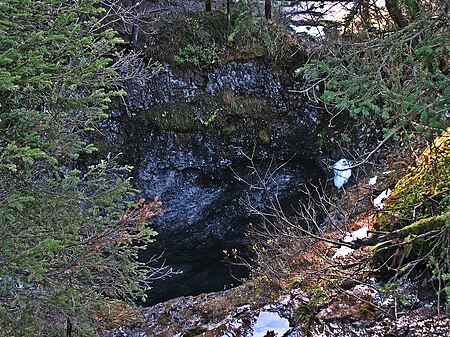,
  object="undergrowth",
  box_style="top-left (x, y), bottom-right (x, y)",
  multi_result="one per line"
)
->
top-left (143, 9), bottom-right (299, 69)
